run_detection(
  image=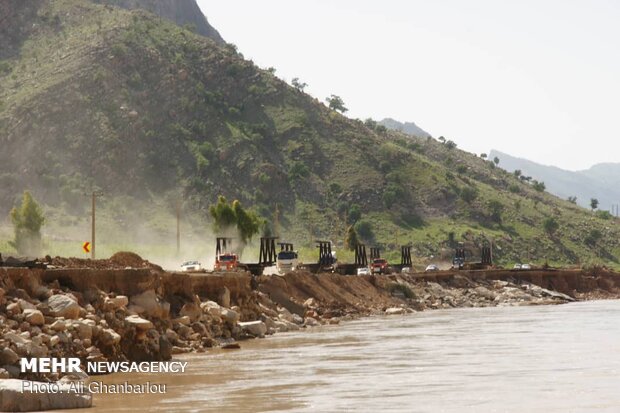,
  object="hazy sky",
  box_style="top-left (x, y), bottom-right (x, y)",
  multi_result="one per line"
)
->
top-left (197, 0), bottom-right (620, 171)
